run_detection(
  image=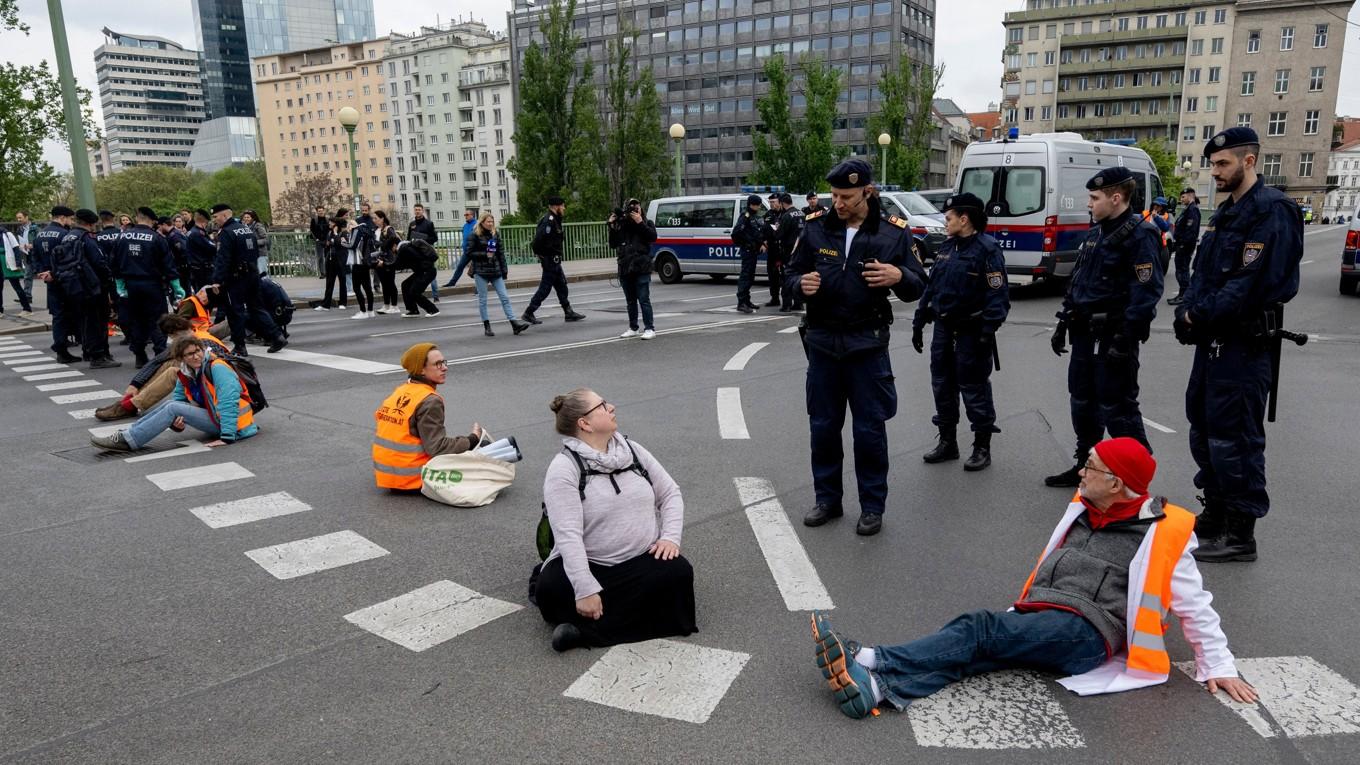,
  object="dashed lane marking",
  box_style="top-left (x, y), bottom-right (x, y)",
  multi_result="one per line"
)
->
top-left (1142, 417), bottom-right (1176, 434)
top-left (188, 491), bottom-right (311, 528)
top-left (11, 363), bottom-right (67, 373)
top-left (680, 294), bottom-right (733, 302)
top-left (35, 380), bottom-right (101, 392)
top-left (777, 325), bottom-right (801, 334)
top-left (255, 348), bottom-right (403, 374)
top-left (344, 580), bottom-right (523, 652)
top-left (723, 342), bottom-right (770, 371)
top-left (716, 387), bottom-right (750, 439)
top-left (908, 670), bottom-right (1086, 749)
top-left (146, 461), bottom-right (254, 491)
top-left (244, 530), bottom-right (389, 580)
top-left (733, 477), bottom-right (833, 611)
top-left (49, 389), bottom-right (121, 405)
top-left (22, 371), bottom-right (84, 381)
top-left (563, 639), bottom-right (751, 724)
top-left (124, 439), bottom-right (214, 463)
top-left (1176, 657), bottom-right (1360, 739)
